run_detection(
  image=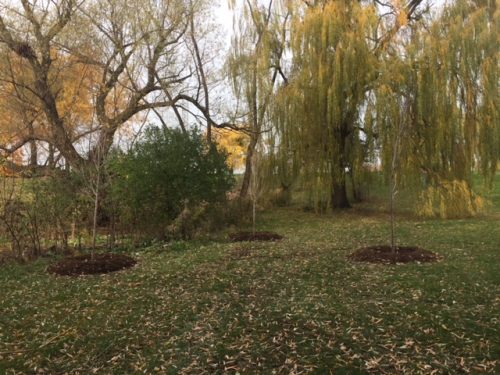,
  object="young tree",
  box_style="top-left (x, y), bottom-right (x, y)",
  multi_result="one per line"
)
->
top-left (375, 81), bottom-right (411, 250)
